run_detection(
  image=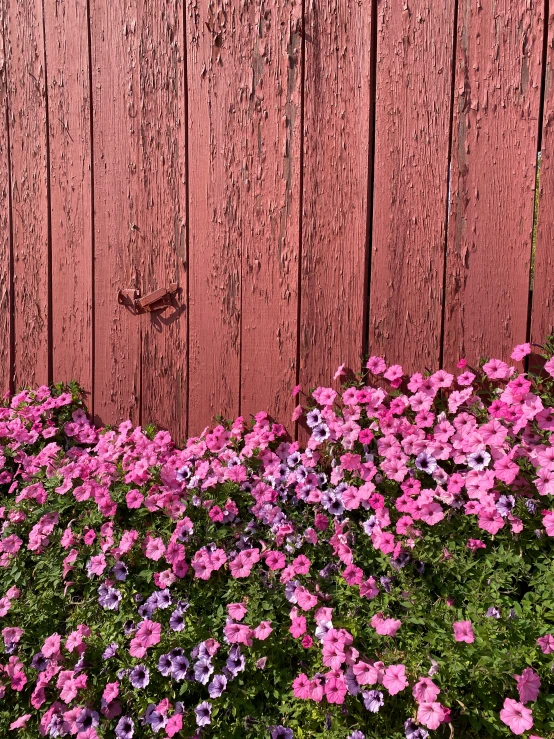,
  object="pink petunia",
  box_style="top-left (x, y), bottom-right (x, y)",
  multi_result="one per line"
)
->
top-left (9, 714), bottom-right (31, 730)
top-left (165, 714), bottom-right (183, 737)
top-left (227, 603), bottom-right (247, 621)
top-left (413, 677), bottom-right (440, 703)
top-left (453, 621), bottom-right (475, 643)
top-left (224, 623), bottom-right (253, 646)
top-left (537, 634), bottom-right (554, 654)
top-left (252, 621), bottom-right (273, 641)
top-left (382, 664), bottom-right (408, 695)
top-left (514, 668), bottom-right (540, 704)
top-left (144, 537), bottom-right (166, 561)
top-left (371, 612), bottom-right (401, 637)
top-left (289, 616), bottom-right (307, 638)
top-left (511, 343), bottom-right (531, 361)
top-left (129, 620), bottom-right (161, 657)
top-left (264, 551), bottom-right (286, 570)
top-left (42, 633), bottom-right (61, 658)
top-left (417, 702), bottom-right (448, 730)
top-left (500, 698), bottom-right (533, 735)
top-left (102, 681), bottom-right (119, 704)
top-left (293, 673), bottom-right (311, 699)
